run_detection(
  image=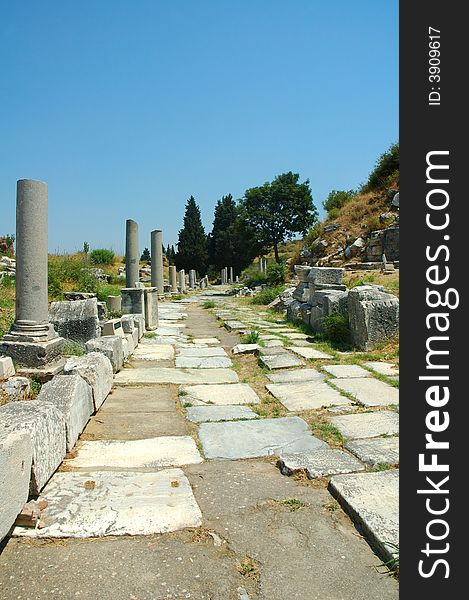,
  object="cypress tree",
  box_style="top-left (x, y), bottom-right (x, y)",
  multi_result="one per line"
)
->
top-left (176, 196), bottom-right (208, 274)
